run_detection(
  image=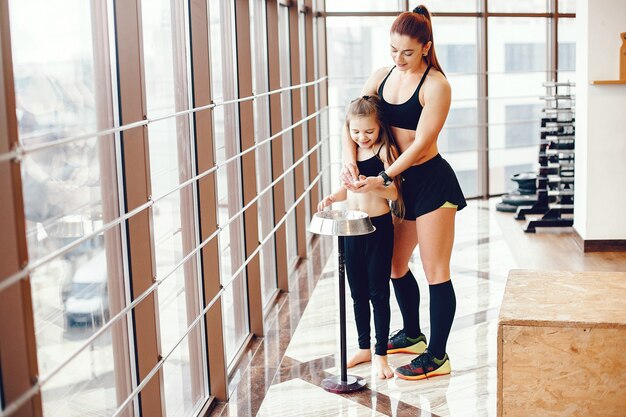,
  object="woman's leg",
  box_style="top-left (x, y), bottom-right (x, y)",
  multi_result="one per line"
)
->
top-left (395, 207), bottom-right (456, 380)
top-left (416, 207), bottom-right (456, 359)
top-left (390, 216), bottom-right (418, 278)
